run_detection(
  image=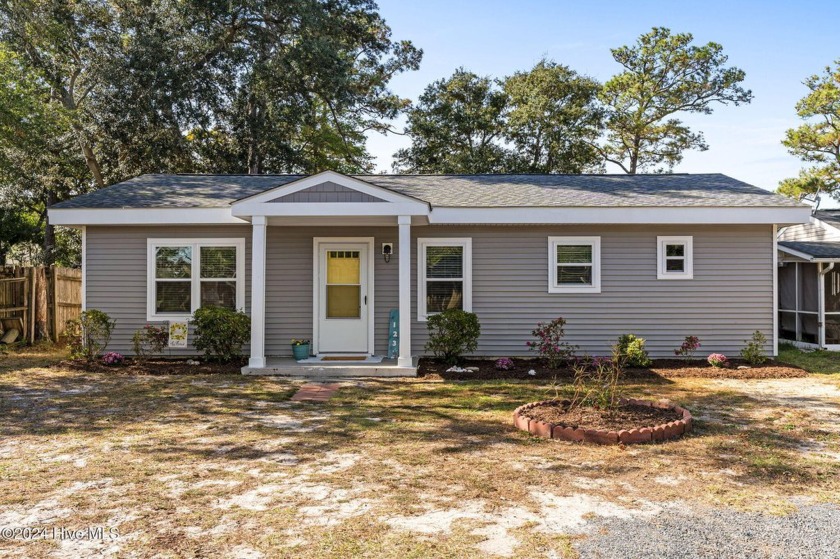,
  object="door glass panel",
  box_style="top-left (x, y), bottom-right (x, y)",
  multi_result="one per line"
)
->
top-left (327, 251), bottom-right (360, 284)
top-left (326, 250), bottom-right (361, 318)
top-left (327, 286), bottom-right (360, 318)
